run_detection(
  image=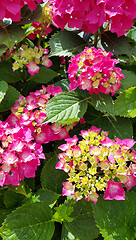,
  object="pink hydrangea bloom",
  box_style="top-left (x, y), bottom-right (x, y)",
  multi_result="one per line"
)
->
top-left (0, 121), bottom-right (45, 186)
top-left (57, 126), bottom-right (136, 204)
top-left (51, 0), bottom-right (106, 34)
top-left (68, 47), bottom-right (125, 96)
top-left (50, 0), bottom-right (136, 36)
top-left (6, 85), bottom-right (79, 144)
